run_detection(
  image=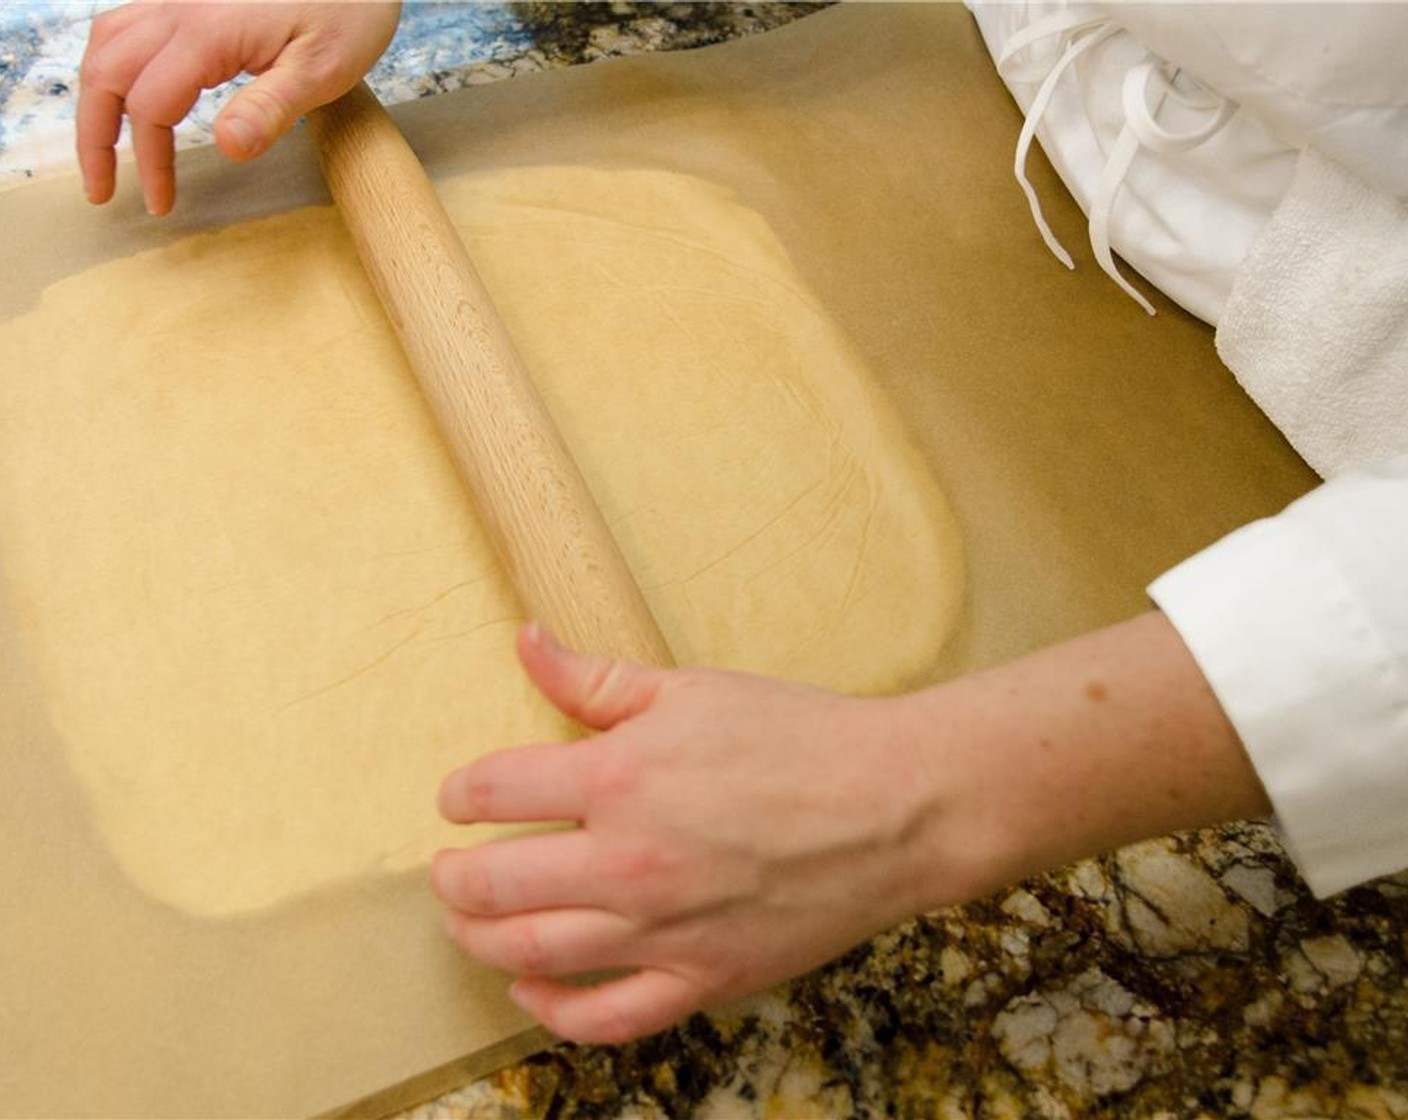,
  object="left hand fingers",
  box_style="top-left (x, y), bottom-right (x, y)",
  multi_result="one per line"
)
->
top-left (509, 970), bottom-right (703, 1046)
top-left (444, 907), bottom-right (639, 978)
top-left (432, 830), bottom-right (604, 917)
top-left (438, 740), bottom-right (591, 826)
